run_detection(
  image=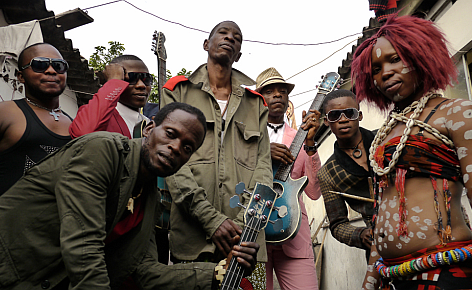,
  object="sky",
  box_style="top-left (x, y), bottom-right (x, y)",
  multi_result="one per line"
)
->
top-left (45, 0), bottom-right (375, 125)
